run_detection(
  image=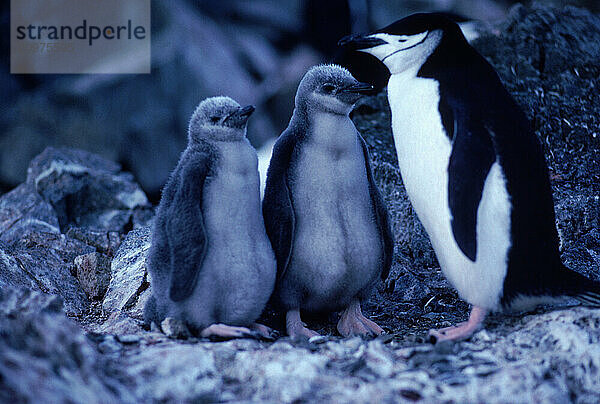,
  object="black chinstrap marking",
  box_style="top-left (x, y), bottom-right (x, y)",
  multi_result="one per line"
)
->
top-left (382, 31), bottom-right (430, 63)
